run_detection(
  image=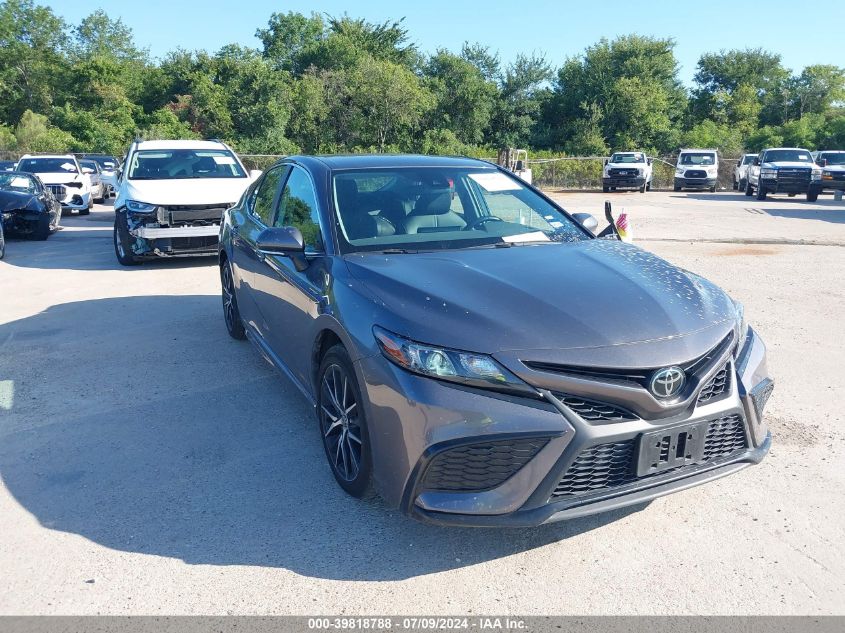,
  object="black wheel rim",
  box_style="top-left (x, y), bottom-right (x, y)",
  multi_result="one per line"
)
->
top-left (221, 264), bottom-right (237, 331)
top-left (320, 363), bottom-right (363, 482)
